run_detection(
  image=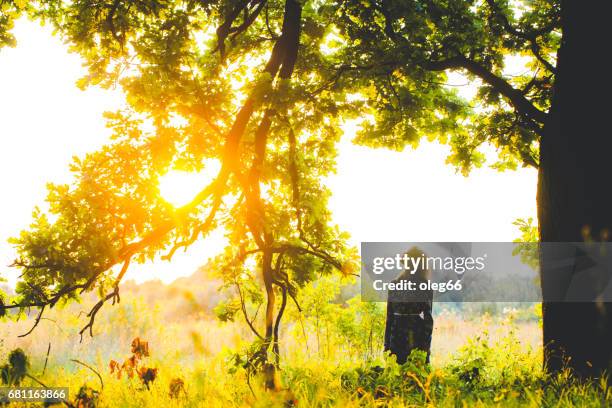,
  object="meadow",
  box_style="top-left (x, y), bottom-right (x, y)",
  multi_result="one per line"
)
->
top-left (1, 272), bottom-right (609, 407)
top-left (2, 1), bottom-right (610, 406)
